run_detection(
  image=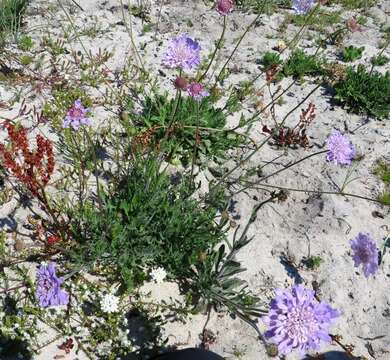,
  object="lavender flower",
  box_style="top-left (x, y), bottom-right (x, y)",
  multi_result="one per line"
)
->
top-left (292, 0), bottom-right (315, 15)
top-left (162, 35), bottom-right (201, 71)
top-left (187, 82), bottom-right (209, 101)
top-left (216, 0), bottom-right (234, 16)
top-left (263, 285), bottom-right (339, 355)
top-left (36, 262), bottom-right (69, 308)
top-left (350, 233), bottom-right (379, 277)
top-left (62, 100), bottom-right (91, 130)
top-left (326, 130), bottom-right (355, 165)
